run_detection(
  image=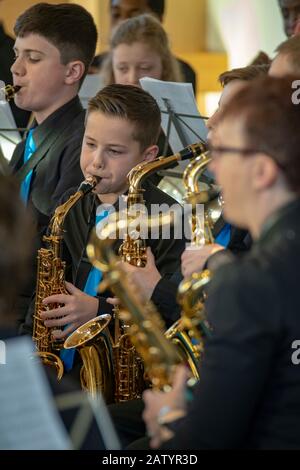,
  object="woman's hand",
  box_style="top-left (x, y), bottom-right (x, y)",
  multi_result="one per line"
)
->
top-left (143, 365), bottom-right (189, 448)
top-left (181, 244), bottom-right (225, 278)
